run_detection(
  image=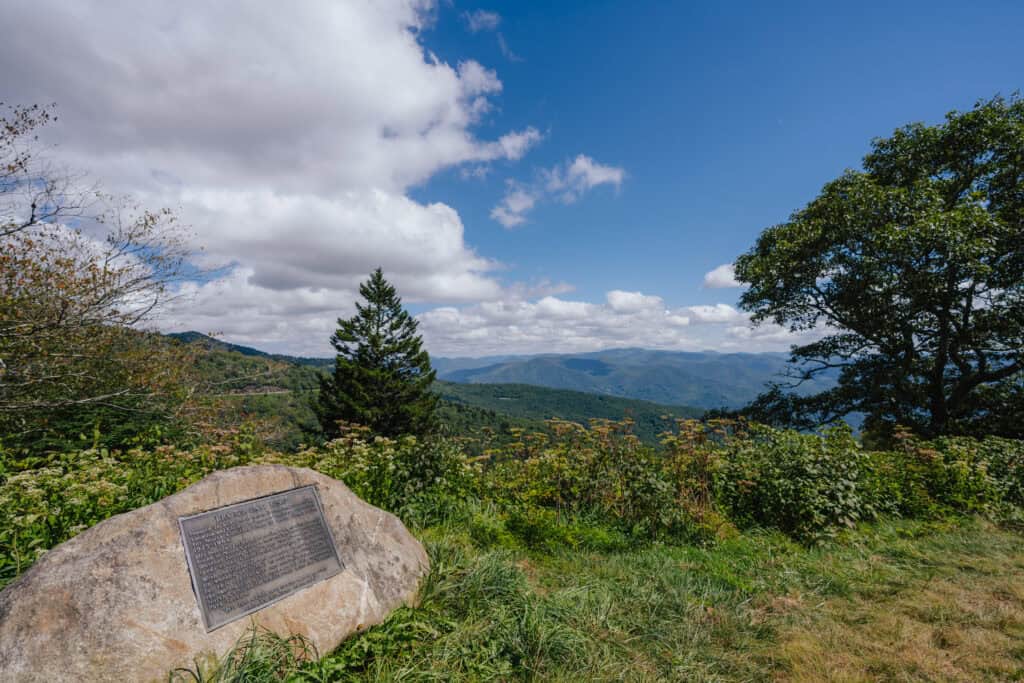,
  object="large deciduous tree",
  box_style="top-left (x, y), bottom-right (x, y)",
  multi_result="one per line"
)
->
top-left (735, 95), bottom-right (1024, 439)
top-left (1, 104), bottom-right (198, 452)
top-left (315, 268), bottom-right (438, 439)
